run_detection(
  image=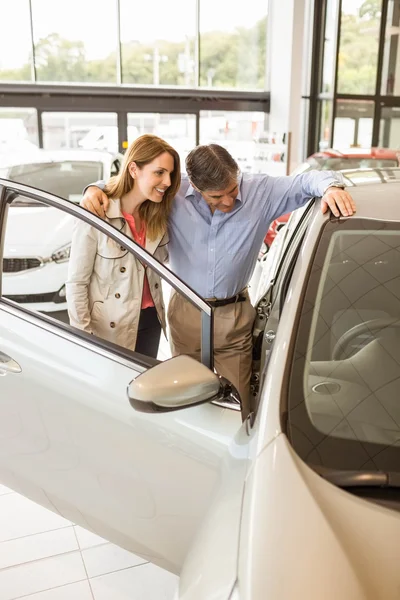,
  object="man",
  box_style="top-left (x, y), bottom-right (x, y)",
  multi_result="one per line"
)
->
top-left (81, 143), bottom-right (355, 419)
